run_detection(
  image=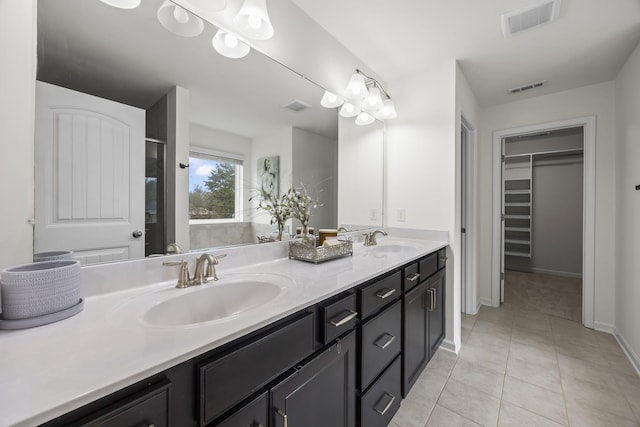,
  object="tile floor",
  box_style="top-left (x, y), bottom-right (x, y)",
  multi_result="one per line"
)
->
top-left (389, 272), bottom-right (640, 427)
